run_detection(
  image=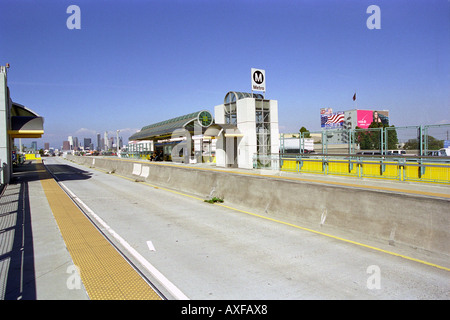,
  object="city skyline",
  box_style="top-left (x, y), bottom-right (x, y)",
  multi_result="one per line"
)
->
top-left (1, 0), bottom-right (448, 149)
top-left (18, 131), bottom-right (123, 152)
